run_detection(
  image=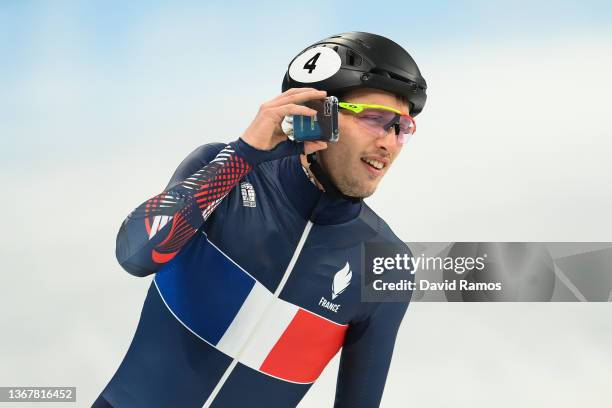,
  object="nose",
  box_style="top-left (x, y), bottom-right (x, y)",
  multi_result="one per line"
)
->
top-left (375, 126), bottom-right (400, 153)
